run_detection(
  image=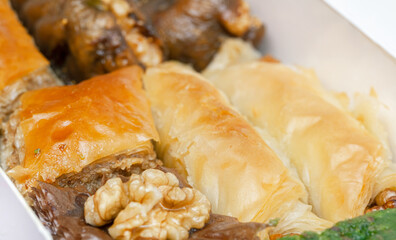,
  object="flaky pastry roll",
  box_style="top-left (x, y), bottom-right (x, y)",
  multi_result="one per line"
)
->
top-left (144, 62), bottom-right (331, 236)
top-left (3, 66), bottom-right (159, 193)
top-left (203, 40), bottom-right (385, 222)
top-left (351, 92), bottom-right (396, 204)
